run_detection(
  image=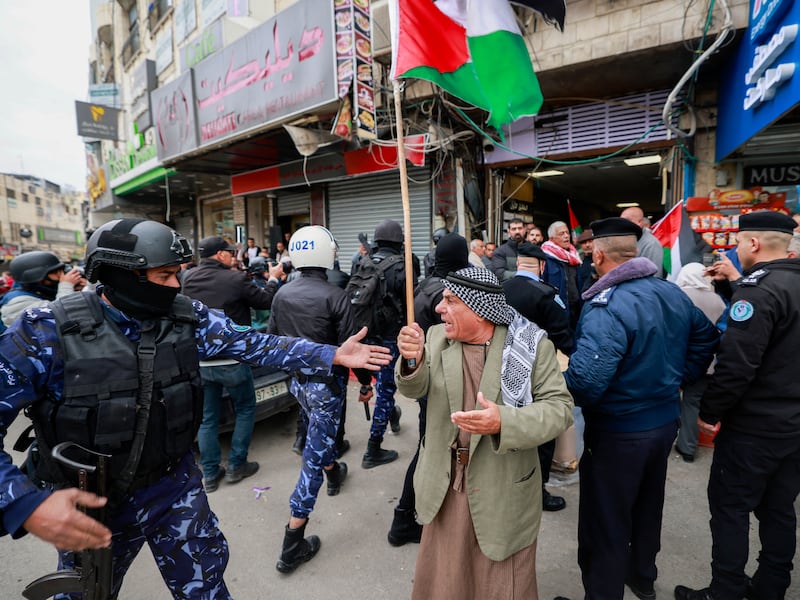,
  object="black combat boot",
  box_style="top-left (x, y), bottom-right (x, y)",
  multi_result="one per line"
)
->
top-left (389, 405), bottom-right (402, 433)
top-left (387, 508), bottom-right (422, 546)
top-left (276, 522), bottom-right (320, 574)
top-left (291, 432), bottom-right (305, 456)
top-left (361, 438), bottom-right (399, 469)
top-left (325, 461), bottom-right (348, 496)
